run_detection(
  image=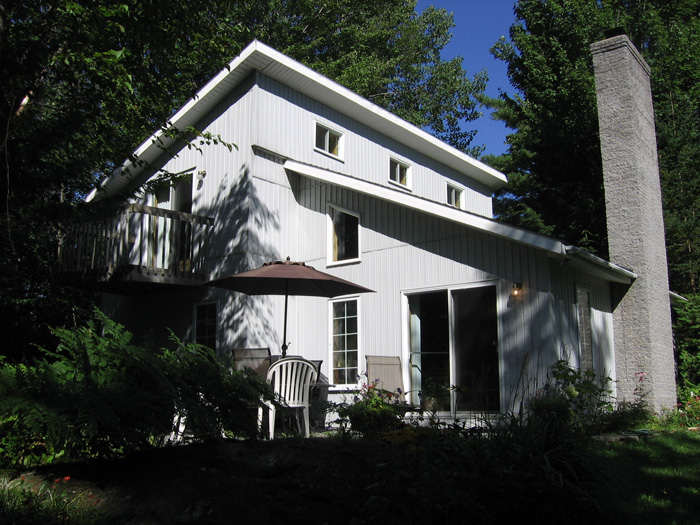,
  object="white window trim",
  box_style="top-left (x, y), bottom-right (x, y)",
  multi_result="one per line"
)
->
top-left (327, 204), bottom-right (361, 267)
top-left (388, 157), bottom-right (412, 191)
top-left (329, 295), bottom-right (361, 391)
top-left (313, 121), bottom-right (344, 161)
top-left (194, 300), bottom-right (219, 352)
top-left (447, 183), bottom-right (464, 210)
